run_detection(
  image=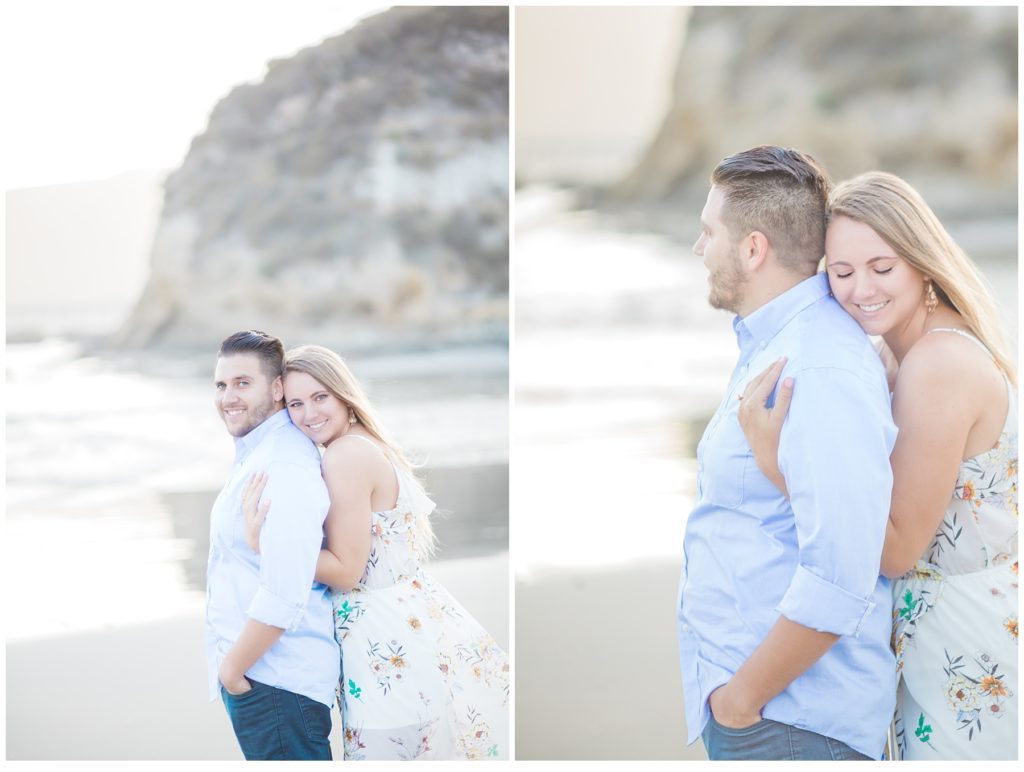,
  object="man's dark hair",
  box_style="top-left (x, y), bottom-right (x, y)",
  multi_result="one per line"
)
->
top-left (711, 146), bottom-right (832, 275)
top-left (218, 330), bottom-right (284, 381)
